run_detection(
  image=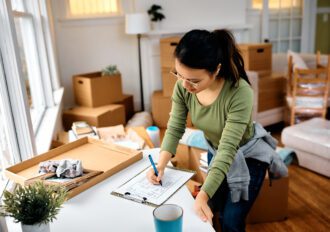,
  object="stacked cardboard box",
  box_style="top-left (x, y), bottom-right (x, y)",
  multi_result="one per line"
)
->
top-left (160, 36), bottom-right (181, 97)
top-left (238, 43), bottom-right (272, 78)
top-left (258, 73), bottom-right (286, 112)
top-left (63, 72), bottom-right (134, 131)
top-left (152, 36), bottom-right (194, 129)
top-left (151, 90), bottom-right (192, 129)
